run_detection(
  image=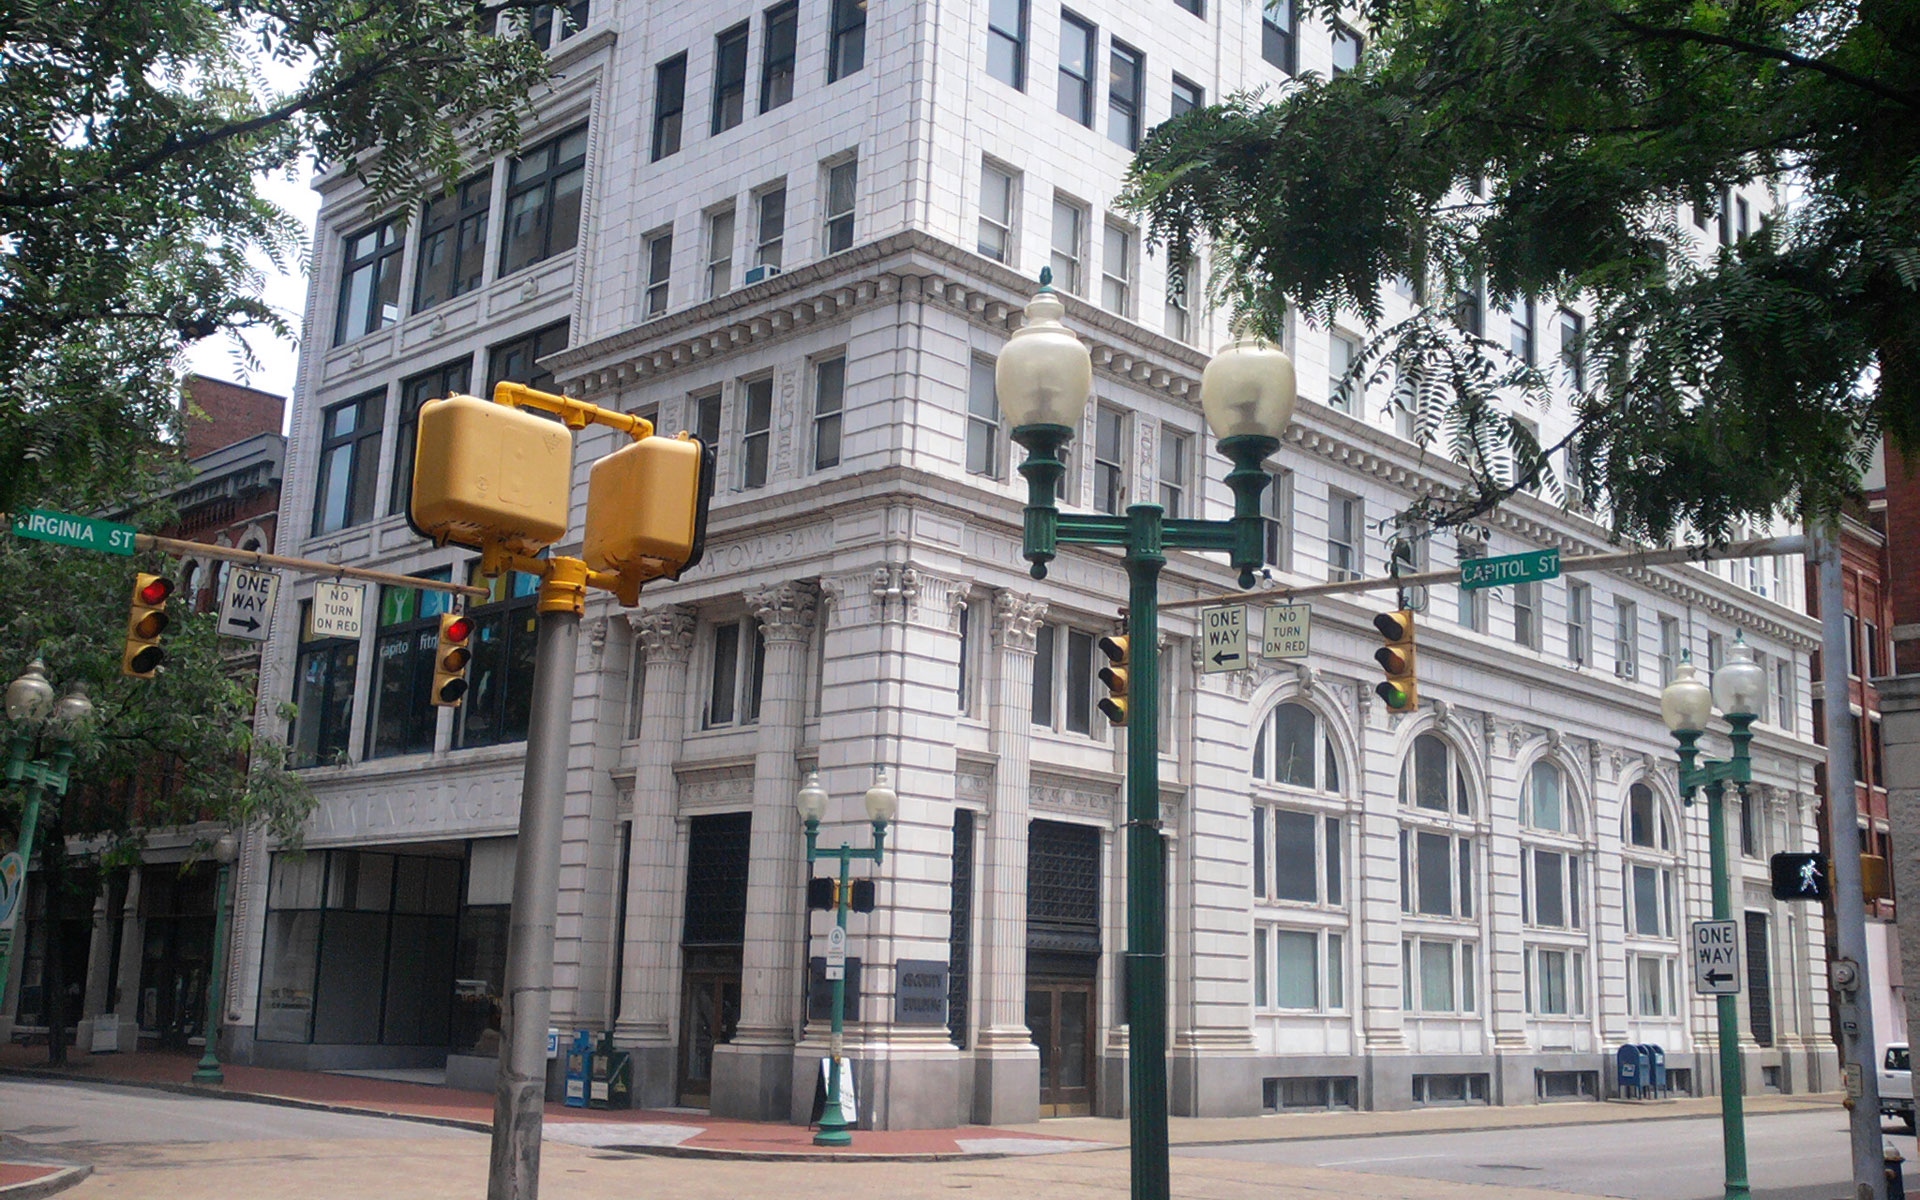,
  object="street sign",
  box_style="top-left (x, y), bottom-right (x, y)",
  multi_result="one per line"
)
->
top-left (1692, 919), bottom-right (1742, 995)
top-left (1460, 548), bottom-right (1561, 591)
top-left (1200, 604), bottom-right (1249, 673)
top-left (1261, 603), bottom-right (1311, 659)
top-left (10, 509), bottom-right (137, 556)
top-left (825, 924), bottom-right (848, 981)
top-left (310, 581), bottom-right (366, 639)
top-left (218, 567), bottom-right (279, 642)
